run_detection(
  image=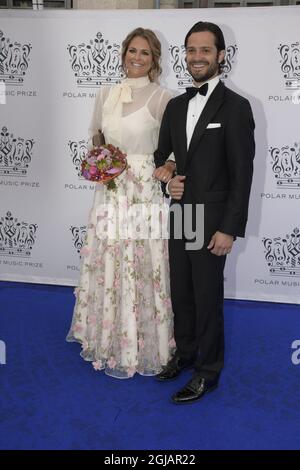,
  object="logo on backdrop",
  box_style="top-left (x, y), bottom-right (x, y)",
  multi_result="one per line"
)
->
top-left (262, 227), bottom-right (300, 277)
top-left (269, 142), bottom-right (300, 190)
top-left (0, 126), bottom-right (34, 177)
top-left (68, 139), bottom-right (88, 179)
top-left (0, 211), bottom-right (38, 257)
top-left (278, 42), bottom-right (300, 90)
top-left (0, 30), bottom-right (32, 86)
top-left (67, 32), bottom-right (124, 88)
top-left (70, 225), bottom-right (87, 255)
top-left (169, 44), bottom-right (237, 88)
